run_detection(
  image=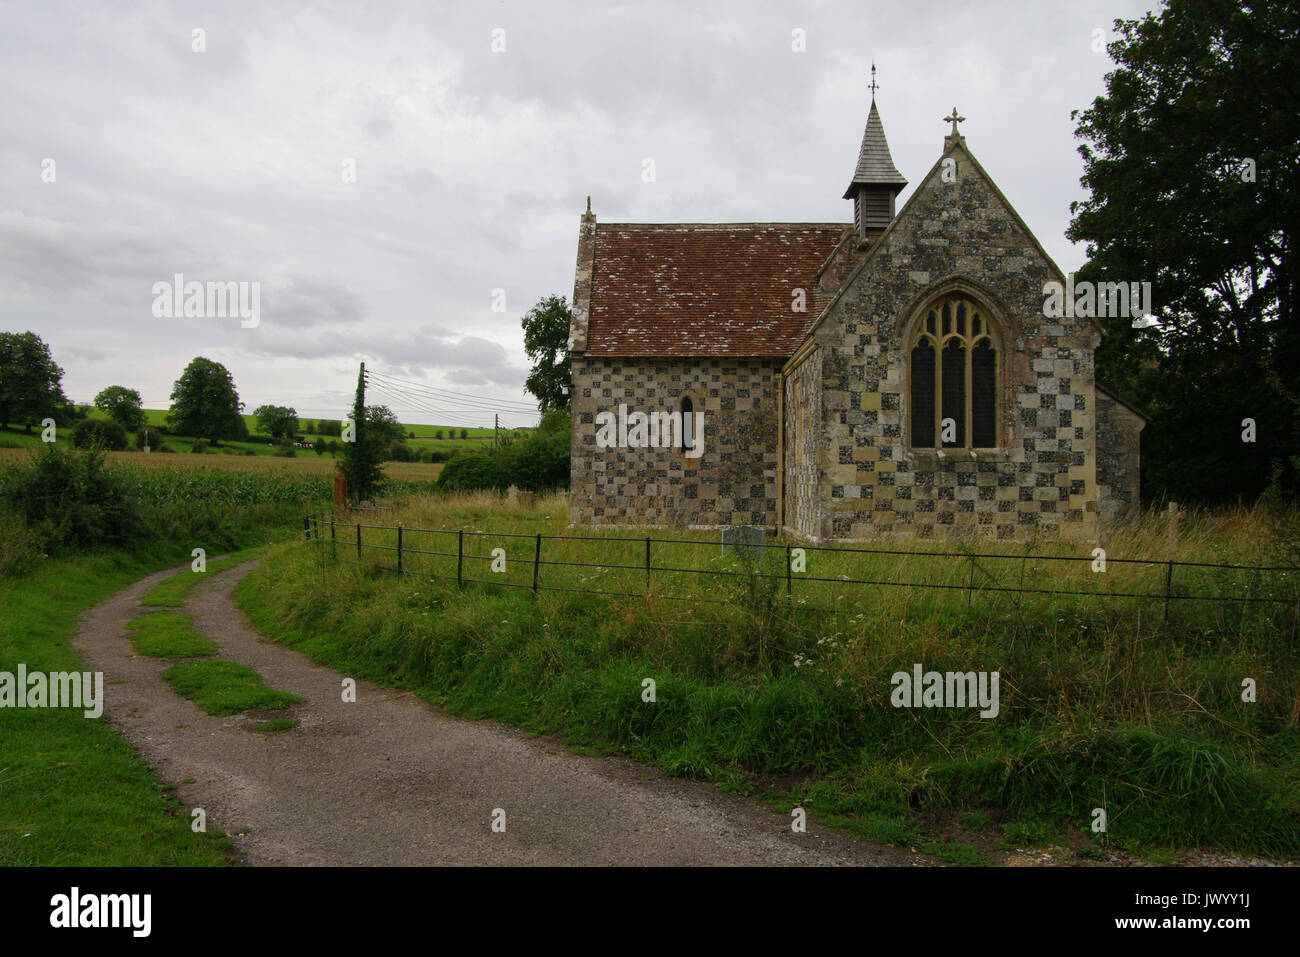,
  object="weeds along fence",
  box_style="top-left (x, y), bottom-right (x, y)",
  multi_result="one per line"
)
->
top-left (301, 514), bottom-right (1300, 629)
